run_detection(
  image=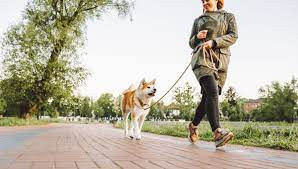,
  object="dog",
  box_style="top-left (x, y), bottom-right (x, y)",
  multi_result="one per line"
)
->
top-left (121, 78), bottom-right (156, 140)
